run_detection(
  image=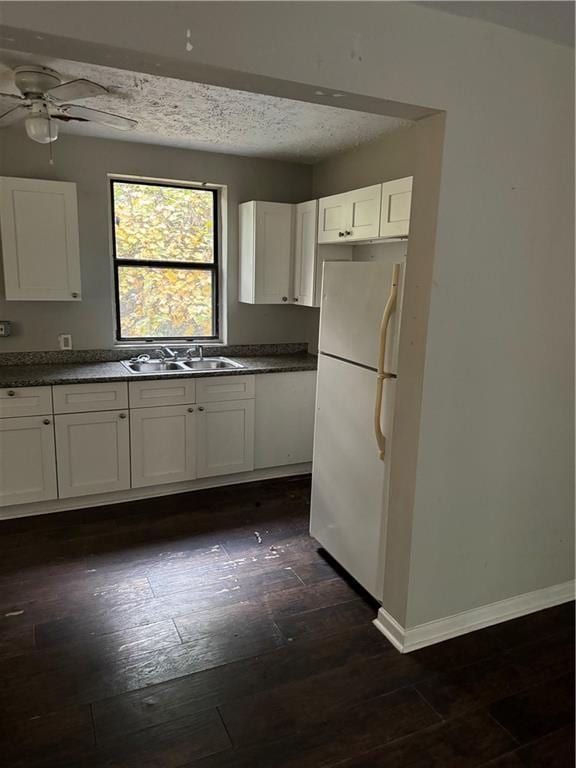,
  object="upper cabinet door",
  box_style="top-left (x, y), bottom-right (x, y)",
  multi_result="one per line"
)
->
top-left (239, 201), bottom-right (293, 304)
top-left (318, 184), bottom-right (382, 243)
top-left (293, 200), bottom-right (318, 307)
top-left (346, 184), bottom-right (382, 241)
top-left (379, 177), bottom-right (412, 238)
top-left (317, 191), bottom-right (349, 244)
top-left (0, 177), bottom-right (82, 301)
